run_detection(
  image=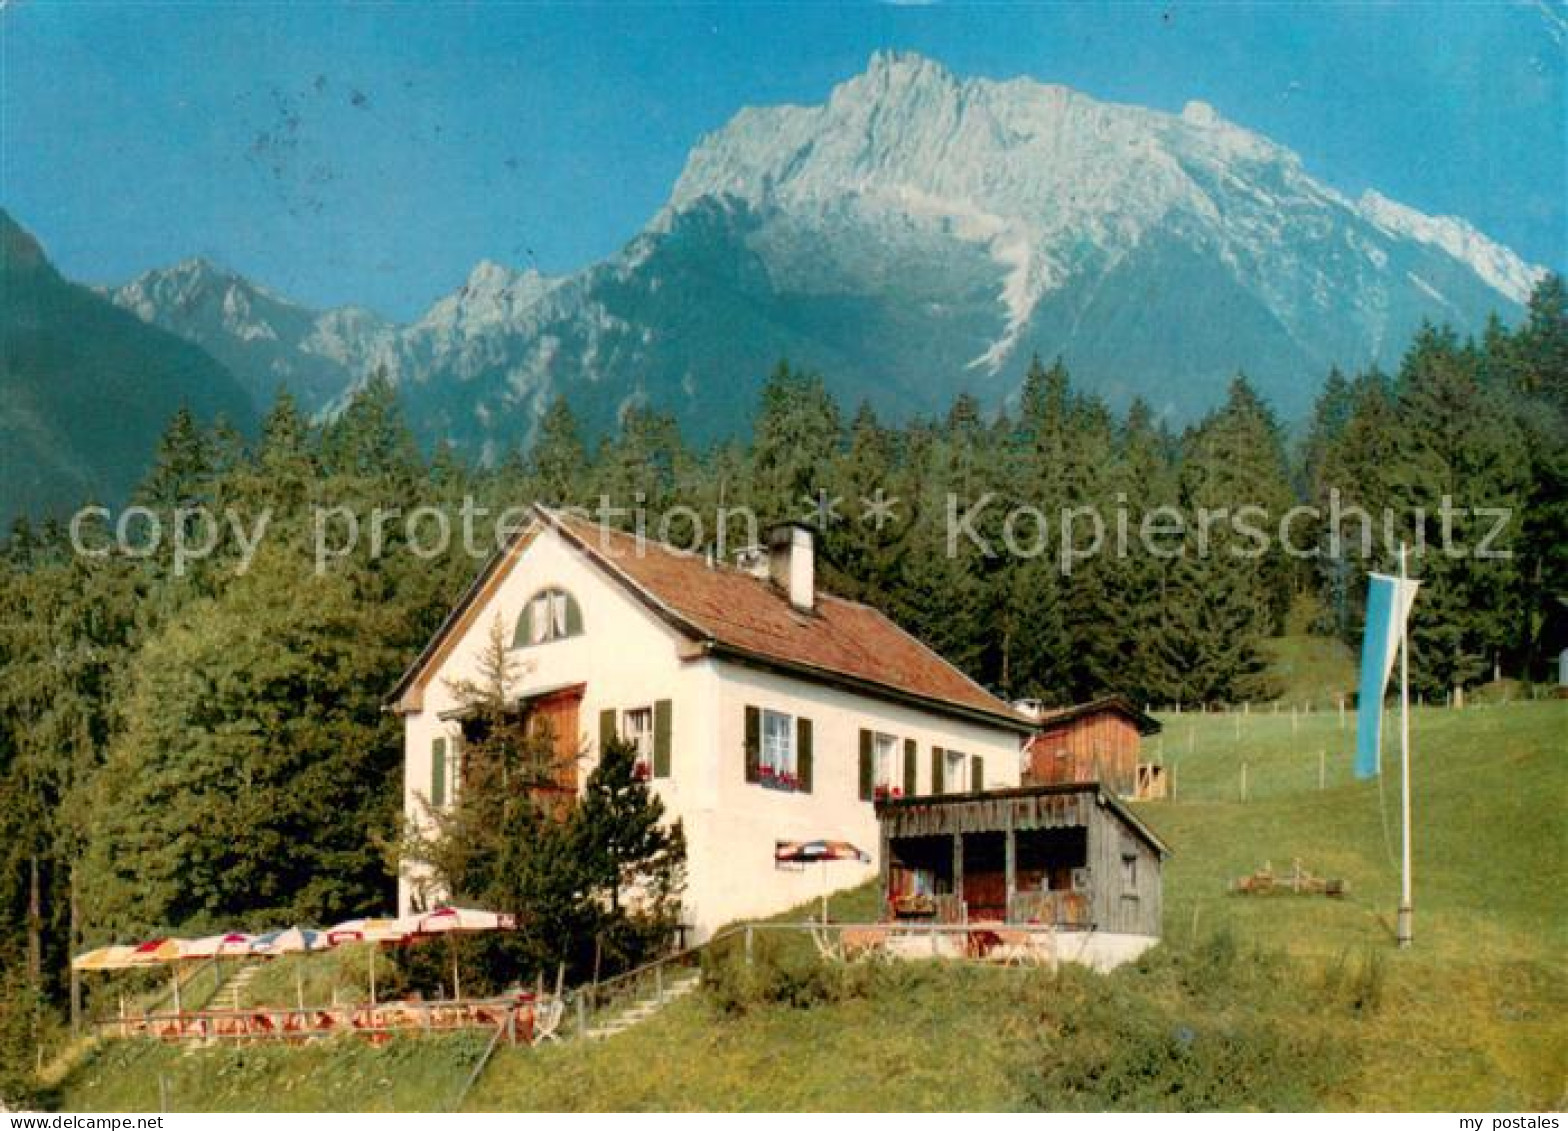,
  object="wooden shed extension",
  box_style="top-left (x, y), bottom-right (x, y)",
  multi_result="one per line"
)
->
top-left (1023, 695), bottom-right (1163, 798)
top-left (877, 783), bottom-right (1168, 938)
